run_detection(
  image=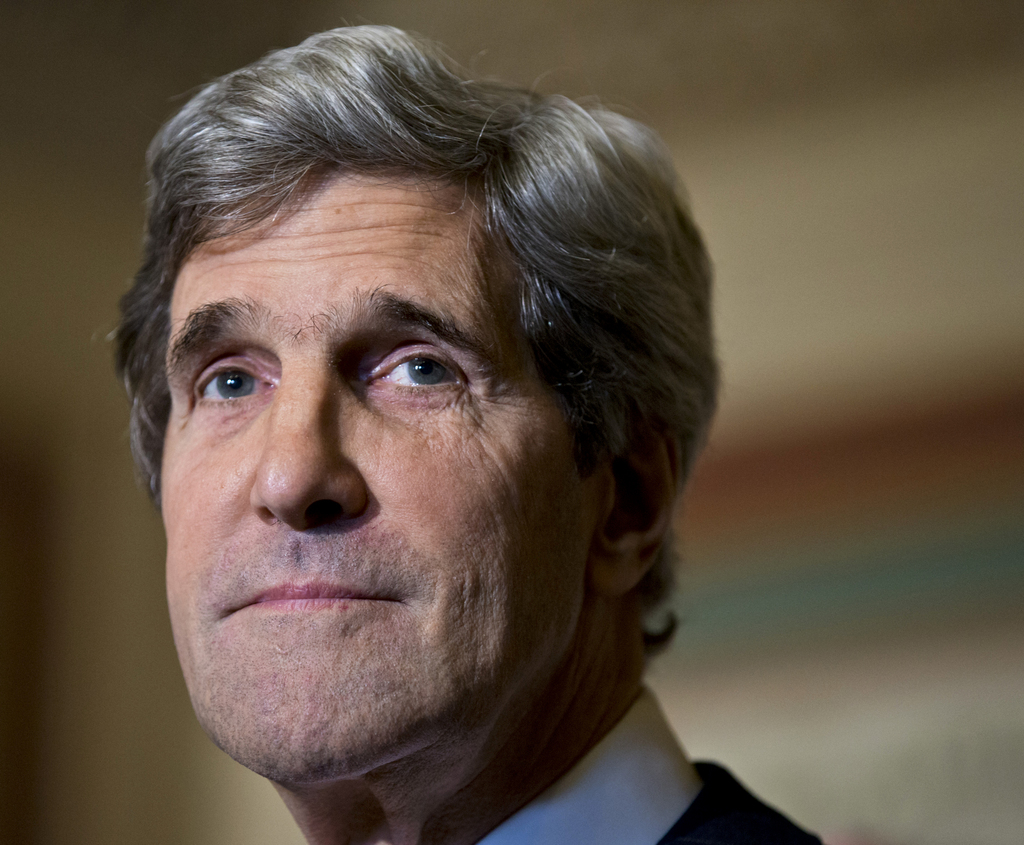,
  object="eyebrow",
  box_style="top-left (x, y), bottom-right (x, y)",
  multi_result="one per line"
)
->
top-left (166, 297), bottom-right (270, 383)
top-left (365, 289), bottom-right (492, 362)
top-left (165, 289), bottom-right (495, 384)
